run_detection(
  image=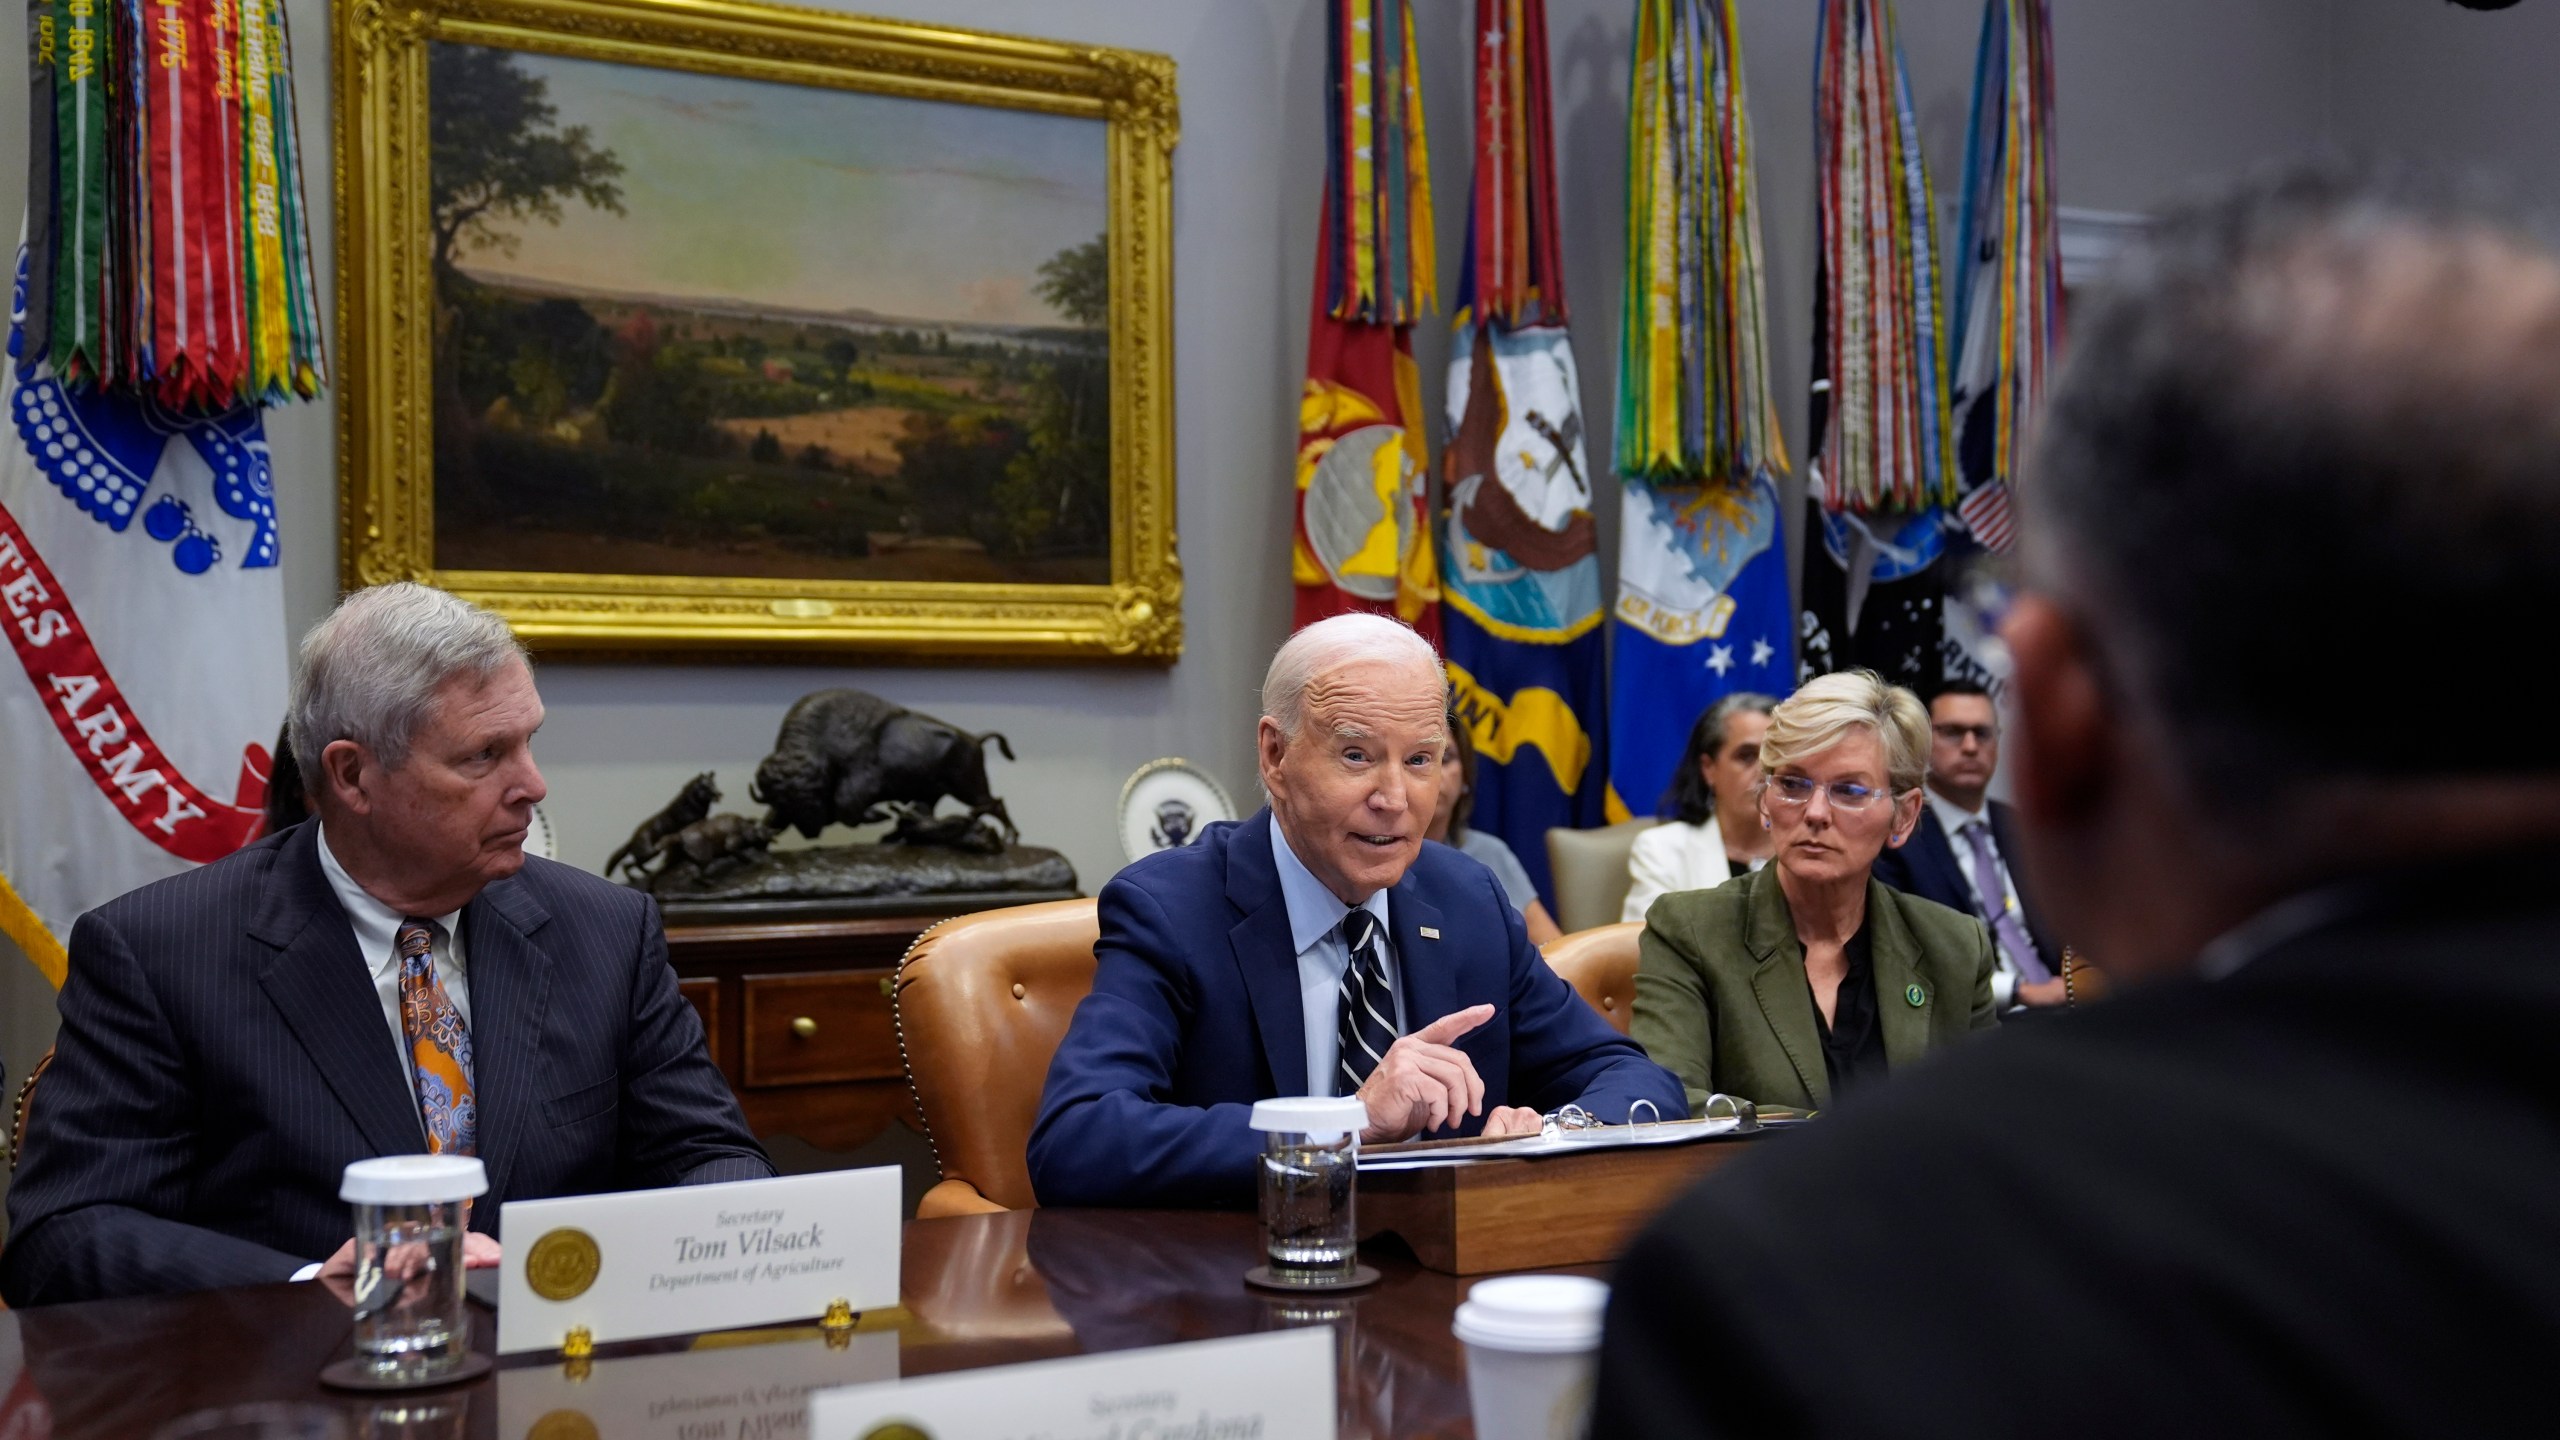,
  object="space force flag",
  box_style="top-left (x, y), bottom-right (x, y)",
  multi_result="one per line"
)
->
top-left (1607, 0), bottom-right (1793, 823)
top-left (1293, 0), bottom-right (1440, 641)
top-left (1440, 0), bottom-right (1605, 905)
top-left (1, 255), bottom-right (285, 984)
